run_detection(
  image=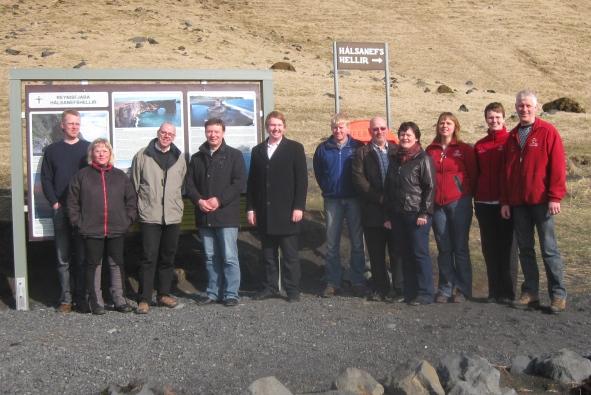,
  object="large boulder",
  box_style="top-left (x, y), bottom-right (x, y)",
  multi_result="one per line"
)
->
top-left (382, 359), bottom-right (444, 395)
top-left (436, 84), bottom-right (453, 94)
top-left (246, 376), bottom-right (293, 395)
top-left (532, 348), bottom-right (591, 384)
top-left (510, 355), bottom-right (534, 375)
top-left (542, 97), bottom-right (585, 113)
top-left (333, 367), bottom-right (384, 395)
top-left (270, 61), bottom-right (296, 72)
top-left (437, 353), bottom-right (504, 395)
